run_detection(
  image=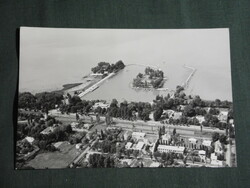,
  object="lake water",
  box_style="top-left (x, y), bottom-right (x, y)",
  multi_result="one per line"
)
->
top-left (19, 28), bottom-right (232, 102)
